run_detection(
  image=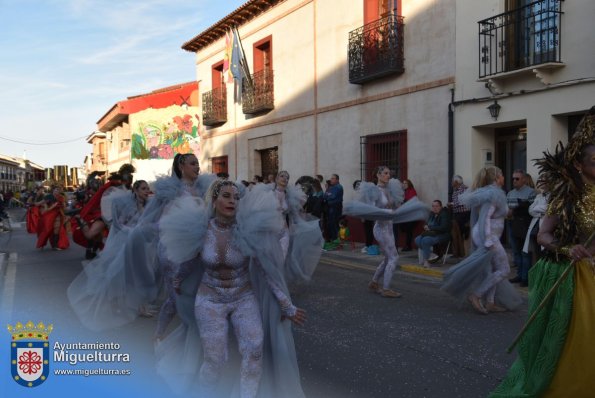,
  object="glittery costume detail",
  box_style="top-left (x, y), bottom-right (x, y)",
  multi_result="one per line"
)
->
top-left (537, 108), bottom-right (595, 253)
top-left (576, 184), bottom-right (595, 242)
